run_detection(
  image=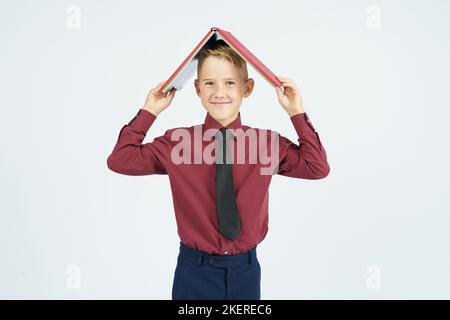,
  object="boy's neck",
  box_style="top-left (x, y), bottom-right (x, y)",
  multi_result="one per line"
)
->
top-left (214, 113), bottom-right (239, 128)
